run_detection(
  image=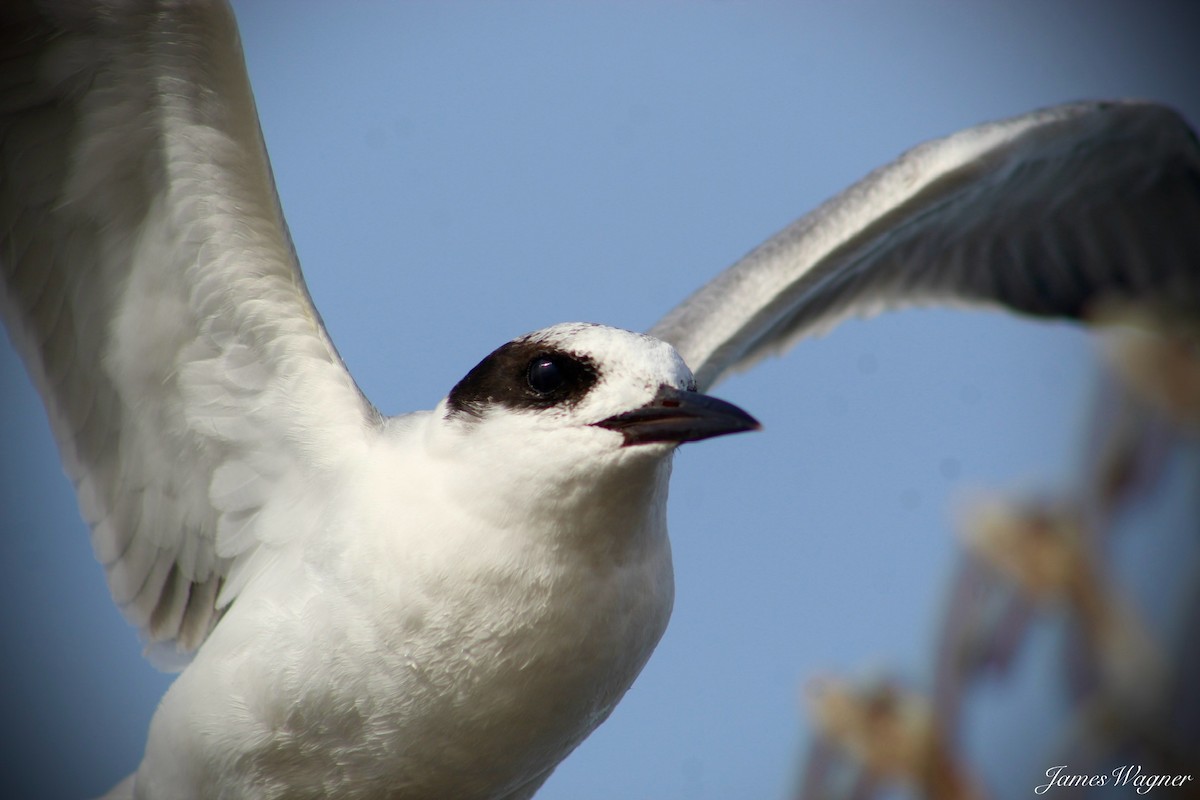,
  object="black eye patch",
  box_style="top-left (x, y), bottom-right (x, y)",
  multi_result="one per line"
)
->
top-left (447, 339), bottom-right (599, 418)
